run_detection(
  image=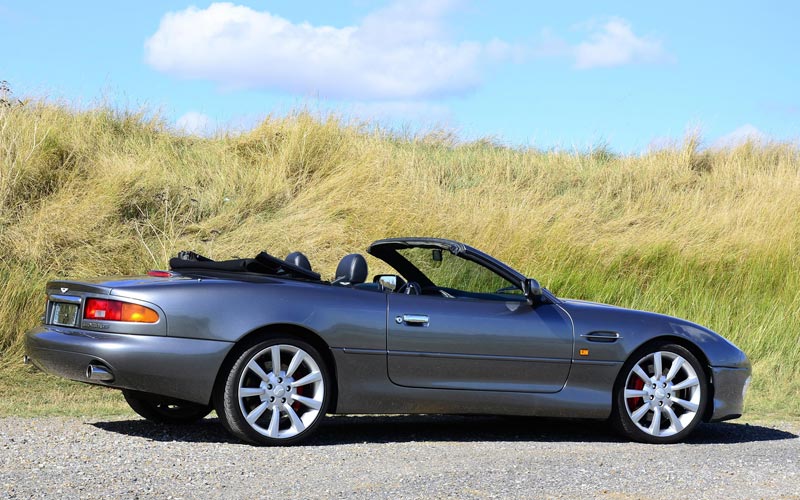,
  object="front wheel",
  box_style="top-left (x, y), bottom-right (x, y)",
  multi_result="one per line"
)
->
top-left (214, 337), bottom-right (330, 445)
top-left (611, 343), bottom-right (708, 444)
top-left (122, 390), bottom-right (212, 424)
